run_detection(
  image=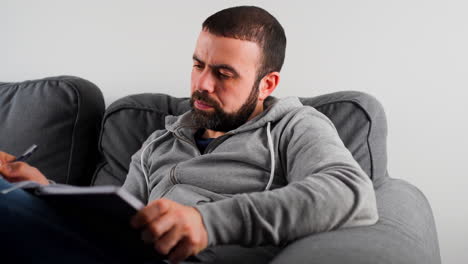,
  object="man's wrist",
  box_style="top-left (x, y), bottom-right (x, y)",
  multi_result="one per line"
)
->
top-left (195, 198), bottom-right (246, 247)
top-left (191, 206), bottom-right (209, 249)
